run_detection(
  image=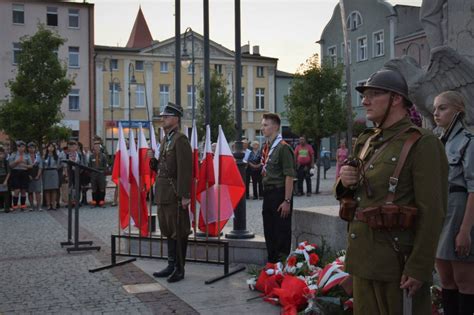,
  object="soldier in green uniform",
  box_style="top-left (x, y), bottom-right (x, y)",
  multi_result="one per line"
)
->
top-left (150, 103), bottom-right (192, 283)
top-left (88, 140), bottom-right (108, 207)
top-left (335, 69), bottom-right (448, 314)
top-left (260, 113), bottom-right (296, 263)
